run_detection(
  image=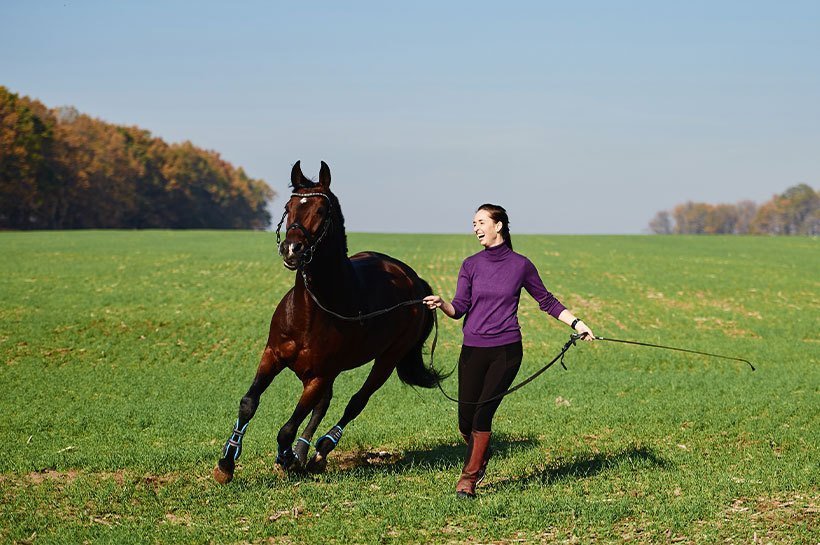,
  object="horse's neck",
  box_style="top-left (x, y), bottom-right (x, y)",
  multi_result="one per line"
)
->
top-left (299, 252), bottom-right (359, 311)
